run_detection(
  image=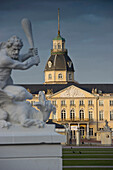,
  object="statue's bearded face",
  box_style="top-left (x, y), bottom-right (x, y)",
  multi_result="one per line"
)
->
top-left (7, 45), bottom-right (21, 60)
